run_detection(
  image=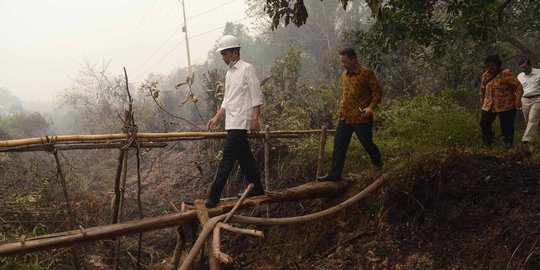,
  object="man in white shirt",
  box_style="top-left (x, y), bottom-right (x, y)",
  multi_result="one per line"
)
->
top-left (205, 35), bottom-right (265, 208)
top-left (517, 58), bottom-right (540, 143)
